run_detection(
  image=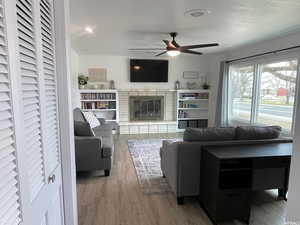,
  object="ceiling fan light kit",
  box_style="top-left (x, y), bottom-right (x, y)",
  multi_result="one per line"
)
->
top-left (129, 32), bottom-right (219, 57)
top-left (167, 50), bottom-right (181, 57)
